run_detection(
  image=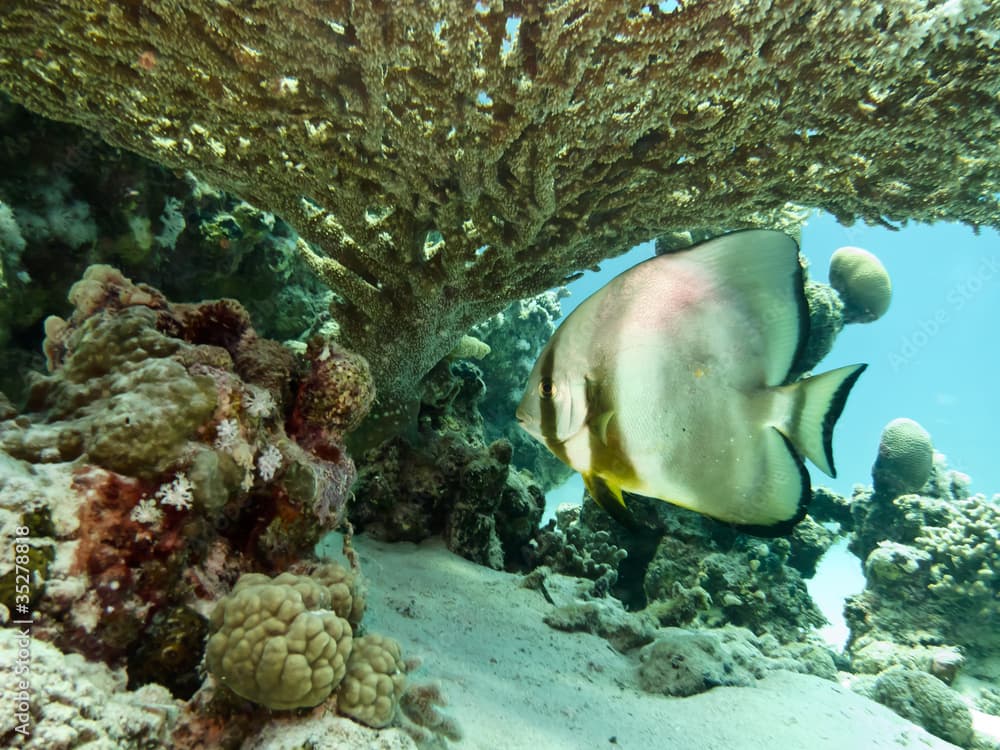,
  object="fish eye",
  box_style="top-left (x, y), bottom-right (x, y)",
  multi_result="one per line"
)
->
top-left (538, 378), bottom-right (556, 399)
